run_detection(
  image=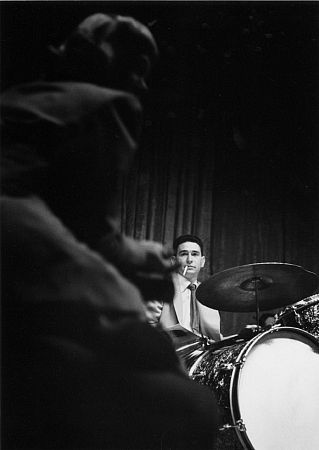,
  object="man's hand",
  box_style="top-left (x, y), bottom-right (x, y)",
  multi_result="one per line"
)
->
top-left (145, 300), bottom-right (164, 325)
top-left (98, 231), bottom-right (178, 302)
top-left (135, 240), bottom-right (176, 274)
top-left (99, 231), bottom-right (178, 276)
